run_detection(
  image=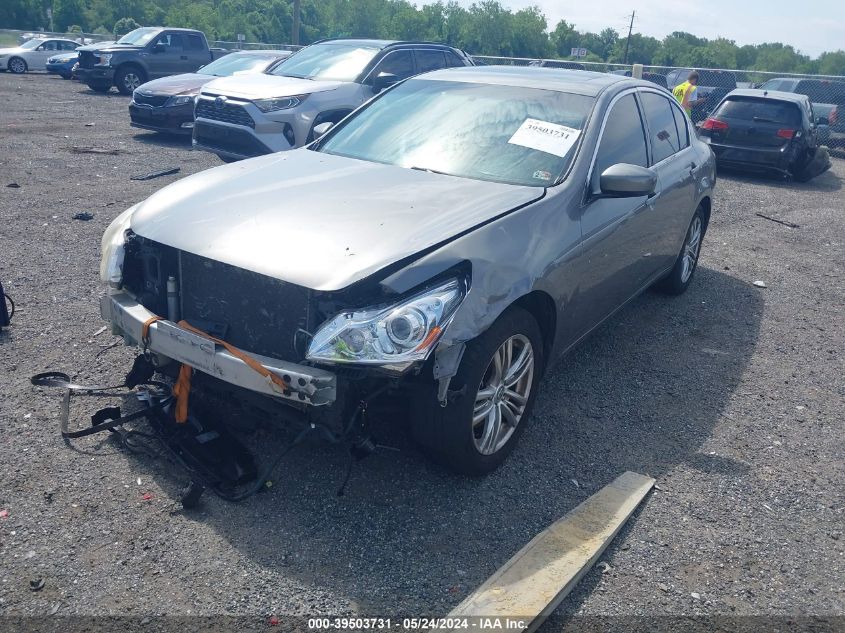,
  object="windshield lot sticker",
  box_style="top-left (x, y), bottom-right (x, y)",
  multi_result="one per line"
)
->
top-left (533, 170), bottom-right (552, 181)
top-left (508, 118), bottom-right (580, 158)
